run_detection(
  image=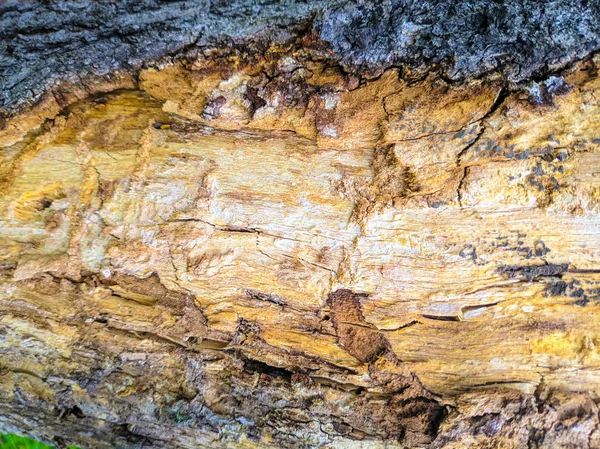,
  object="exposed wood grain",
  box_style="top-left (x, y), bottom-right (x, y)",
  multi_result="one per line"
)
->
top-left (0, 48), bottom-right (599, 448)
